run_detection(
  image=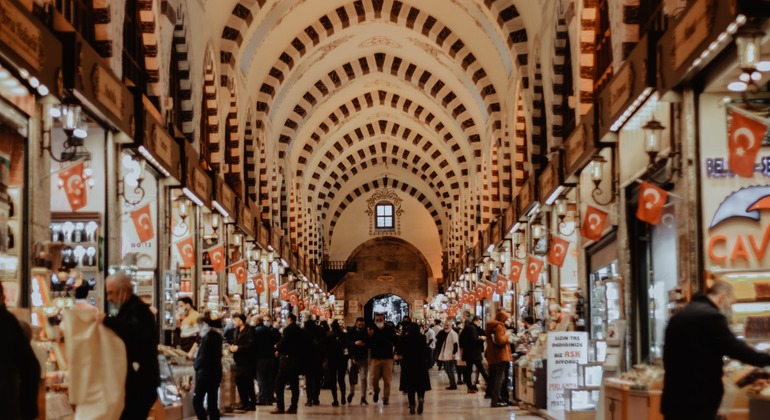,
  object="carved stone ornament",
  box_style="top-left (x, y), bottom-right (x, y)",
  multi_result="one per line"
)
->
top-left (365, 184), bottom-right (405, 237)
